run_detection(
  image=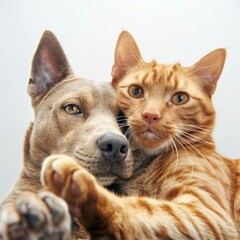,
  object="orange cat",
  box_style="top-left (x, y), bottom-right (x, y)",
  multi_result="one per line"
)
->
top-left (111, 31), bottom-right (240, 238)
top-left (42, 31), bottom-right (240, 239)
